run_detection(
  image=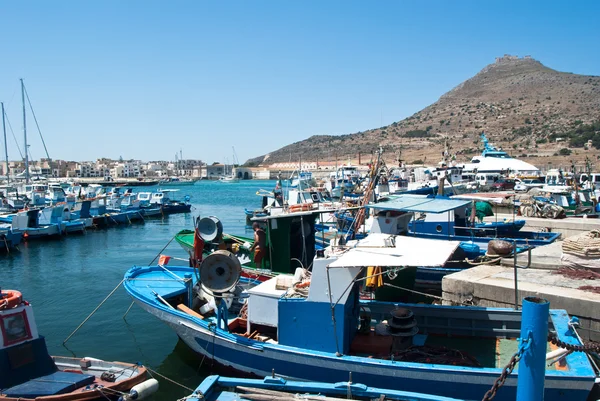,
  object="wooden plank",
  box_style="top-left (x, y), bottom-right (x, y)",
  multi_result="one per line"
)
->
top-left (176, 303), bottom-right (205, 319)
